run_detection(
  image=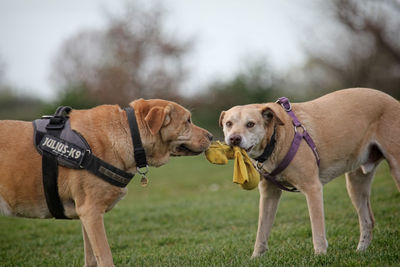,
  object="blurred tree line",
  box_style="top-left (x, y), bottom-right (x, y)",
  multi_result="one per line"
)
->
top-left (297, 0), bottom-right (400, 98)
top-left (0, 57), bottom-right (43, 120)
top-left (1, 0), bottom-right (399, 138)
